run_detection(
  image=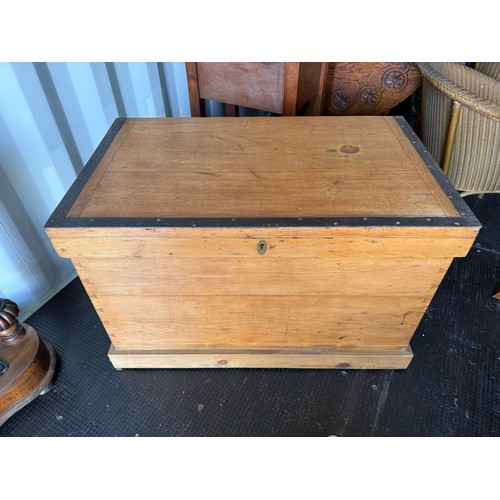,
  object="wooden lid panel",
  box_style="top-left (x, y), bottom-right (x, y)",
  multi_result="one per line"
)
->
top-left (69, 117), bottom-right (459, 219)
top-left (80, 170), bottom-right (445, 218)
